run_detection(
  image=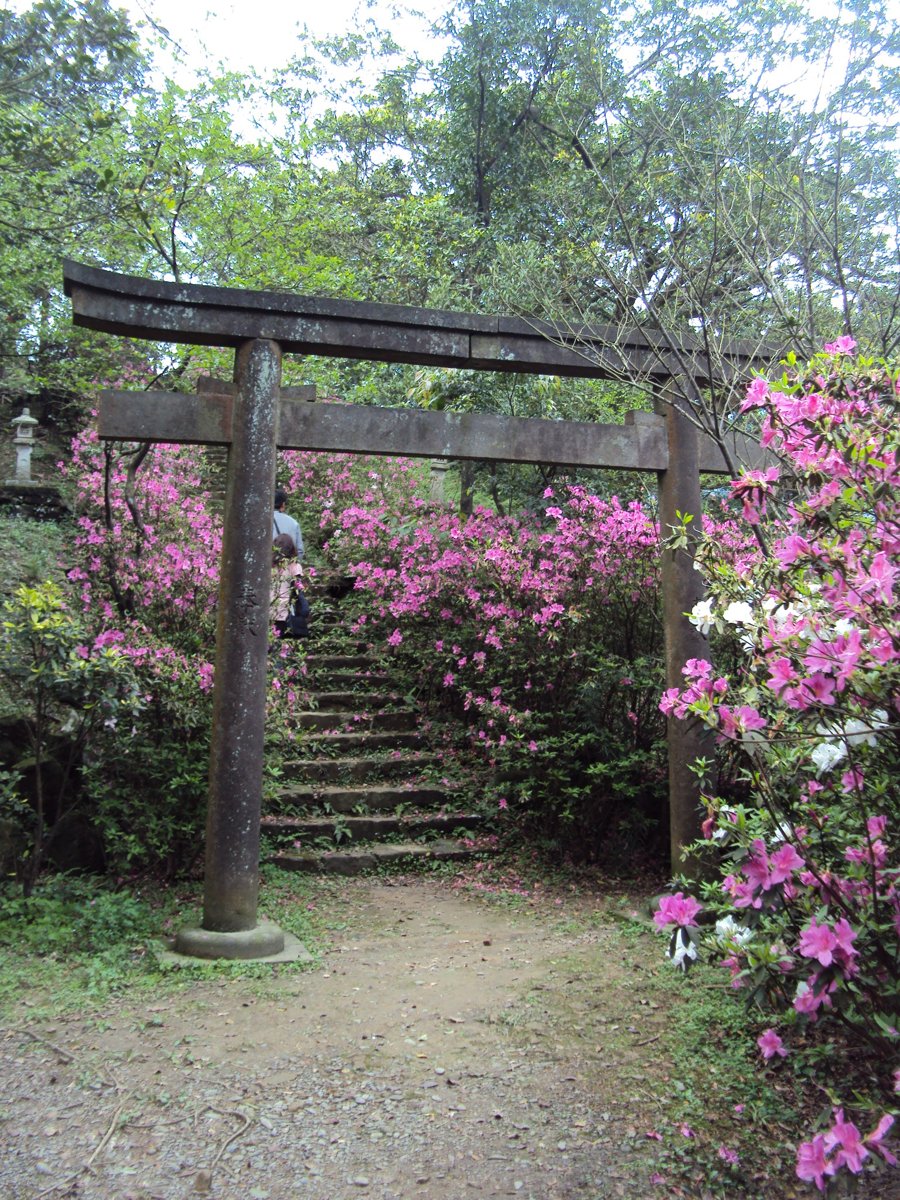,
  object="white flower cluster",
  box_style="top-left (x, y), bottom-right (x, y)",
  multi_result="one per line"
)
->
top-left (688, 597), bottom-right (757, 635)
top-left (714, 915), bottom-right (752, 946)
top-left (812, 711), bottom-right (890, 775)
top-left (688, 598), bottom-right (758, 654)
